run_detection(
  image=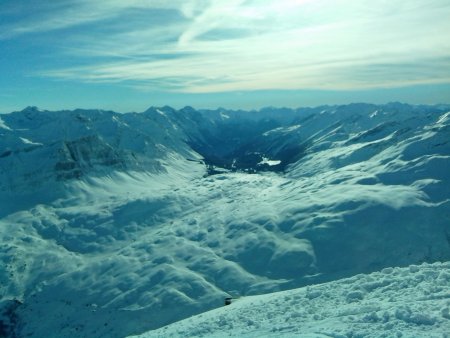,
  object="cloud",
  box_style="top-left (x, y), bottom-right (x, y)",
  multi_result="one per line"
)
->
top-left (0, 0), bottom-right (192, 38)
top-left (4, 0), bottom-right (450, 93)
top-left (178, 0), bottom-right (246, 45)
